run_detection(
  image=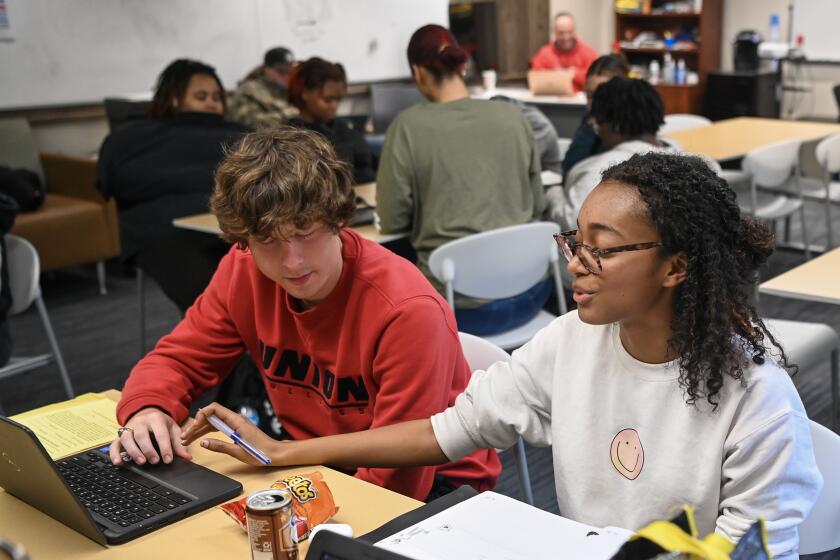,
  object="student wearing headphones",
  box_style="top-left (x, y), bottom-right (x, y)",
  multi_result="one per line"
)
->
top-left (376, 24), bottom-right (546, 337)
top-left (188, 152), bottom-right (821, 559)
